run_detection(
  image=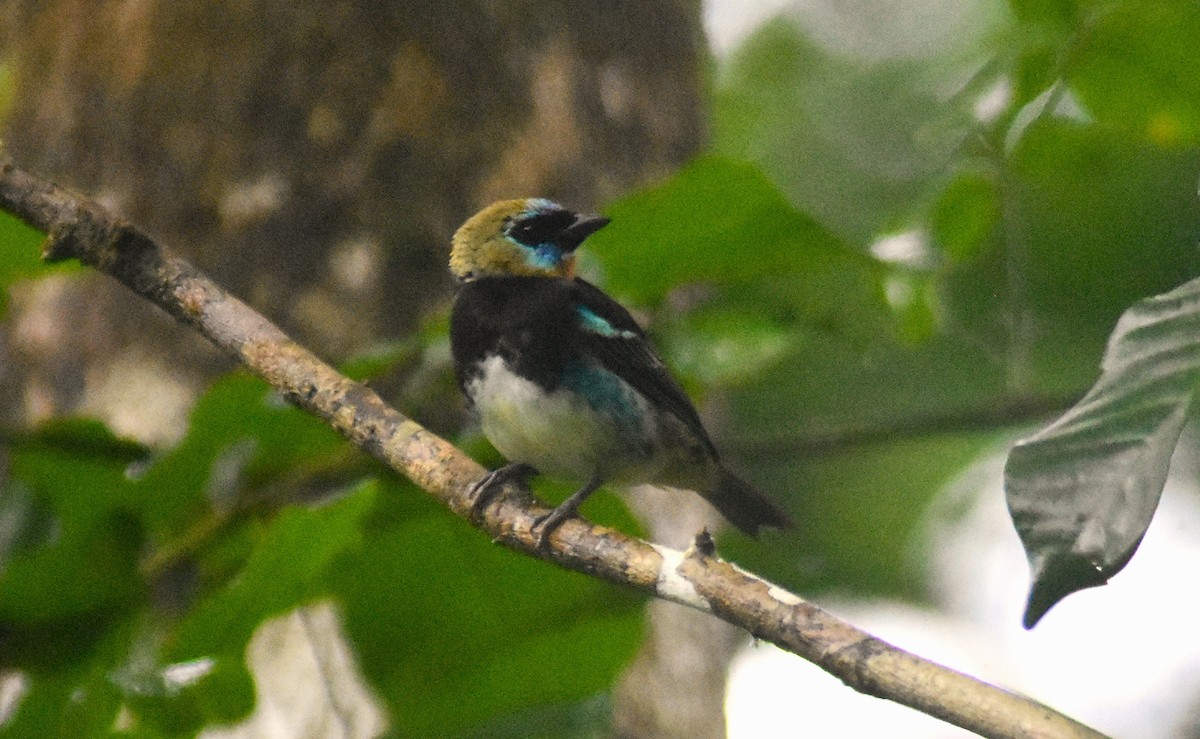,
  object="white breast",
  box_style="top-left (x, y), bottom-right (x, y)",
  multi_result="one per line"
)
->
top-left (467, 355), bottom-right (665, 482)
